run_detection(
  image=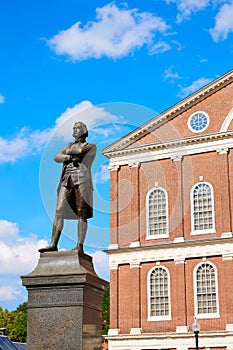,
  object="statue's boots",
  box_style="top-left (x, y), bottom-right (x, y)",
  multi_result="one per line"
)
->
top-left (72, 243), bottom-right (84, 253)
top-left (38, 226), bottom-right (61, 253)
